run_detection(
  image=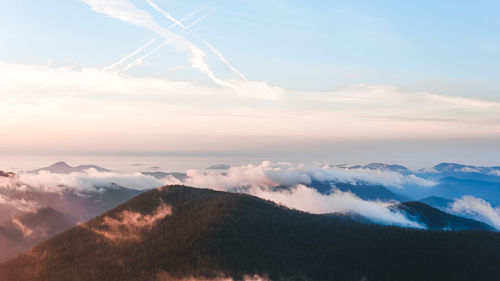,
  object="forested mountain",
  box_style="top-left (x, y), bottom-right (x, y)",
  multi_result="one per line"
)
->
top-left (2, 185), bottom-right (500, 281)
